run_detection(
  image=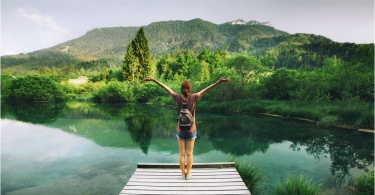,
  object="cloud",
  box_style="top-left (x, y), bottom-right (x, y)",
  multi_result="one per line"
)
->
top-left (15, 8), bottom-right (73, 50)
top-left (17, 8), bottom-right (69, 34)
